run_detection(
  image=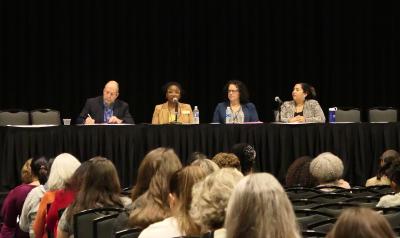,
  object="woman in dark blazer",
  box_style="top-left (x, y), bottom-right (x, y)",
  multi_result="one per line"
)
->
top-left (212, 80), bottom-right (259, 123)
